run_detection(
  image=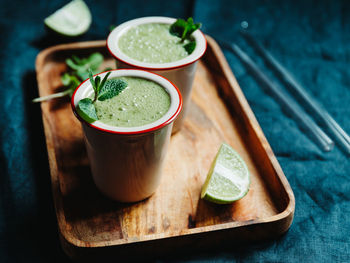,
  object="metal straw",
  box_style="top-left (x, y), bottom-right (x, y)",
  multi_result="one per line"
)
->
top-left (218, 40), bottom-right (334, 152)
top-left (240, 30), bottom-right (350, 154)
